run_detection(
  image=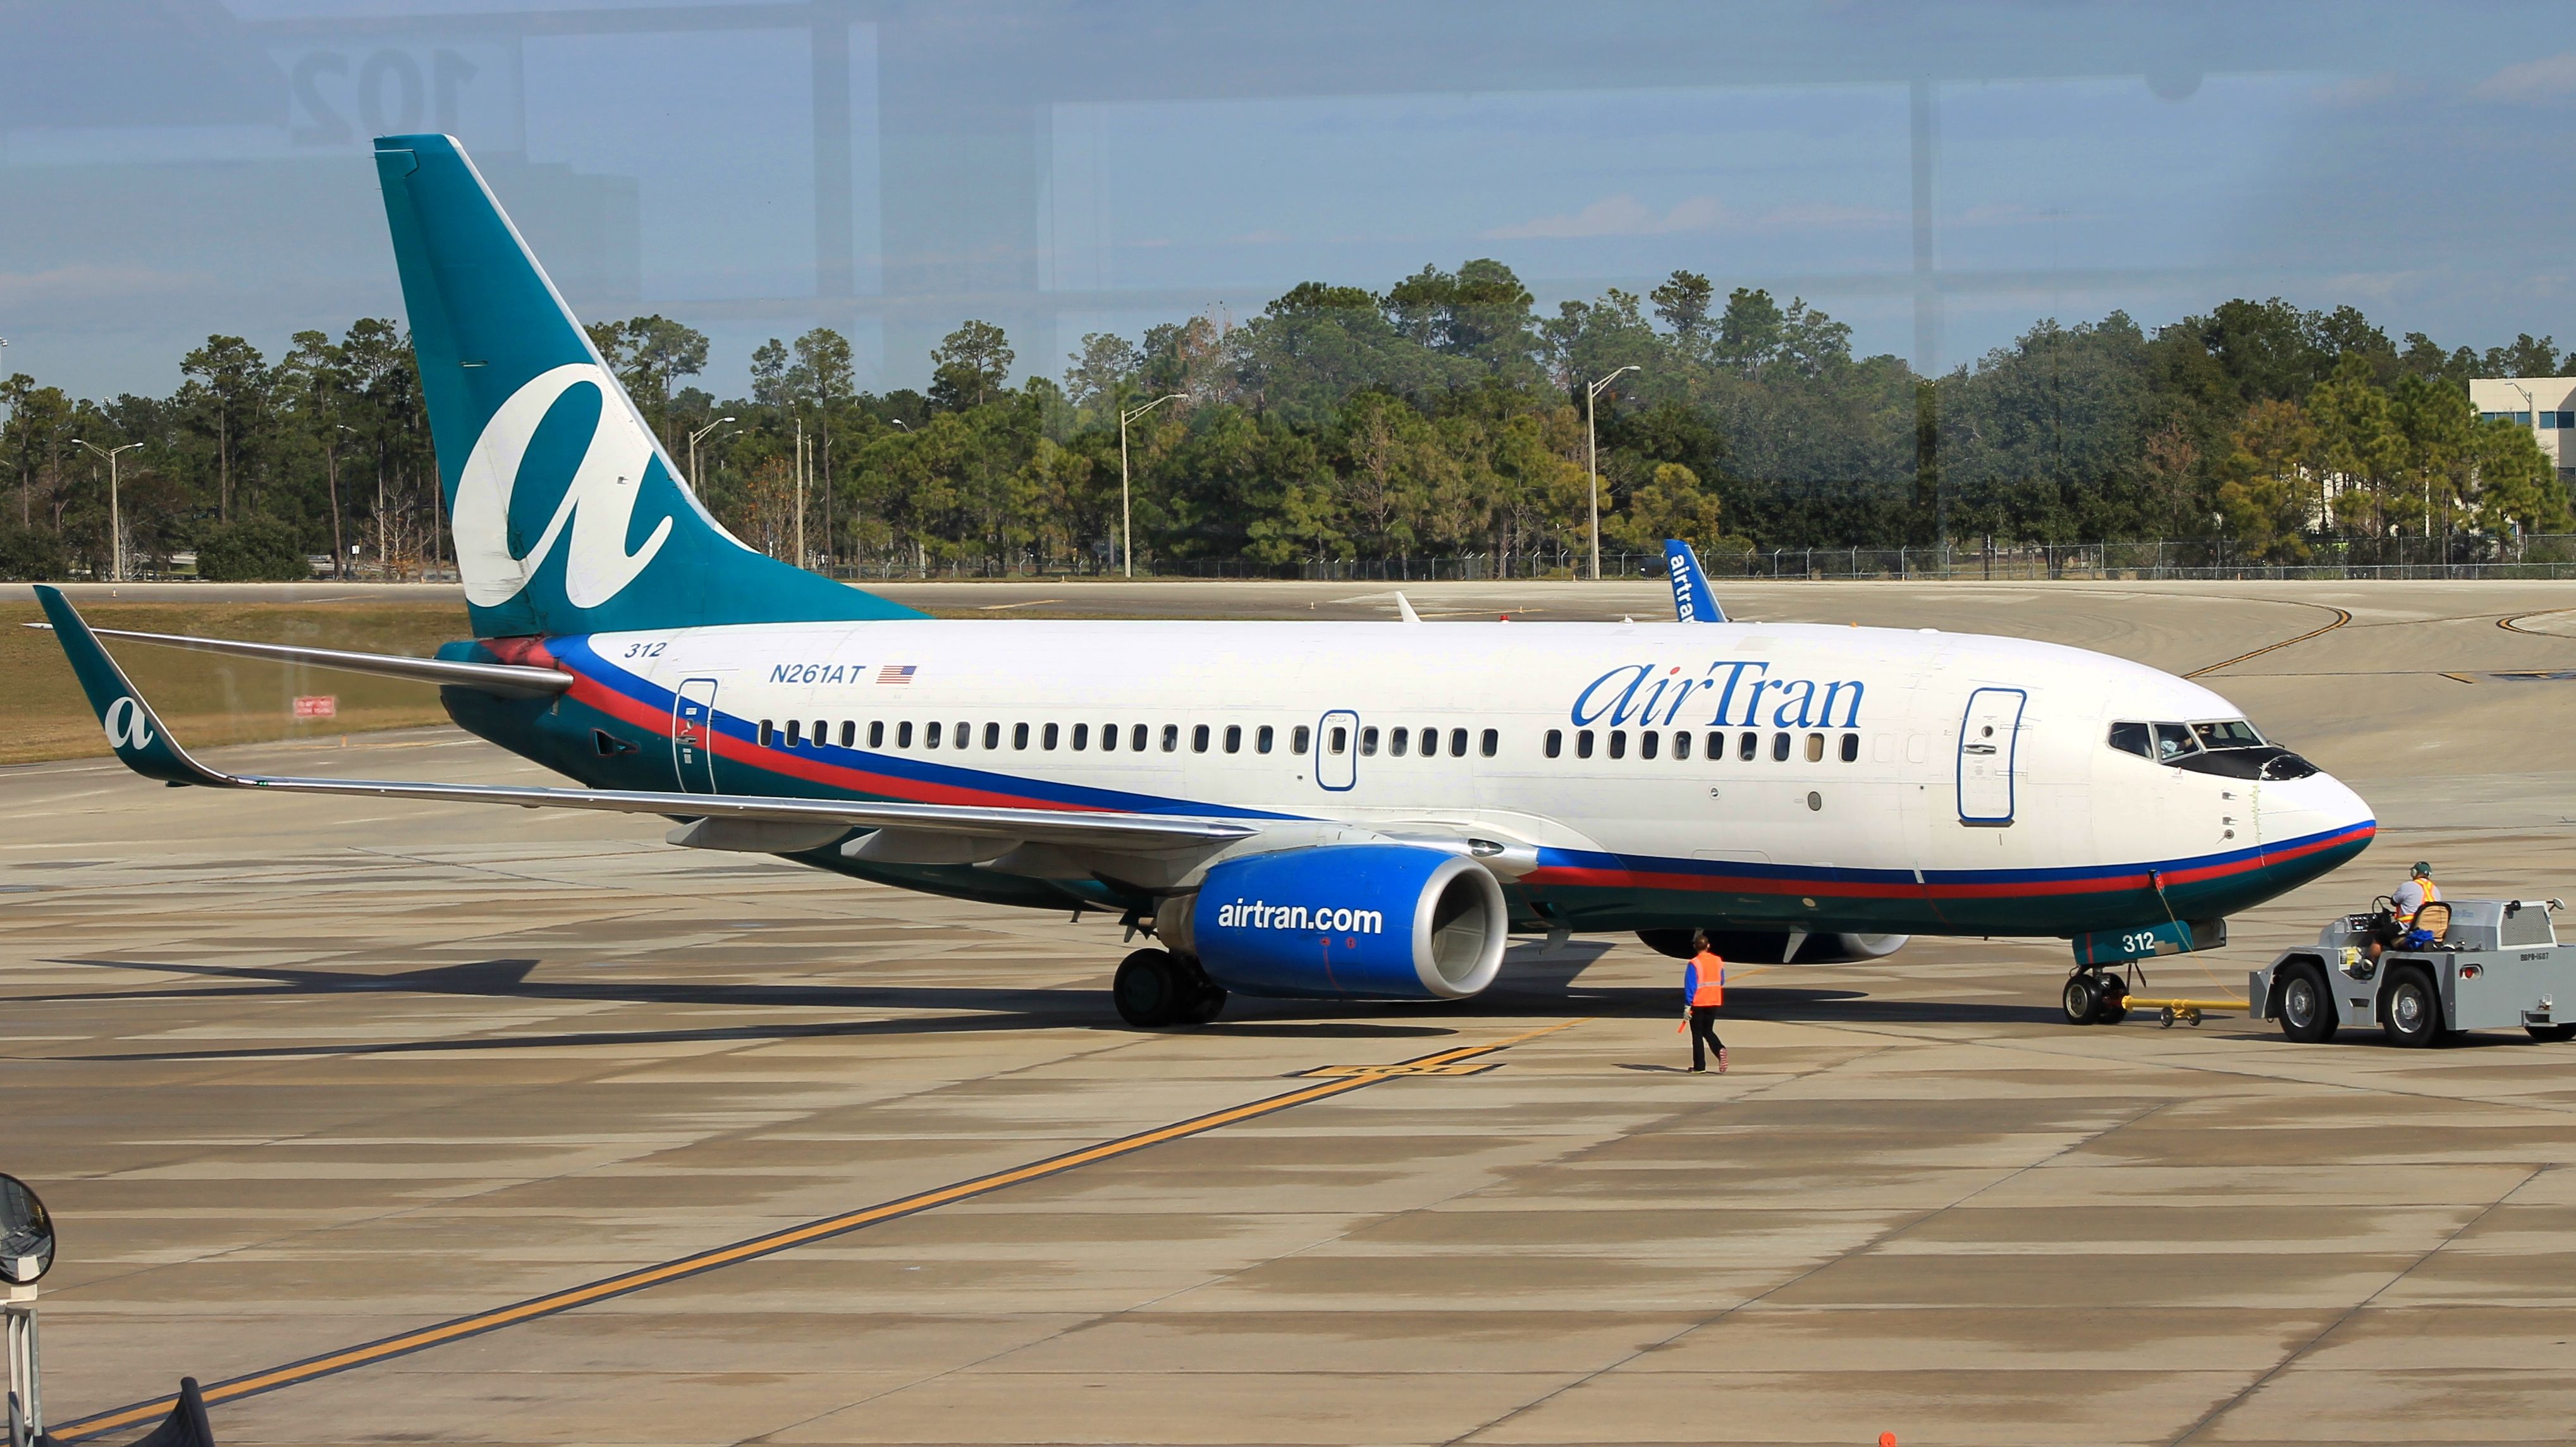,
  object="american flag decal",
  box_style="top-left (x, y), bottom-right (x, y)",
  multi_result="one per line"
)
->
top-left (877, 664), bottom-right (917, 685)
